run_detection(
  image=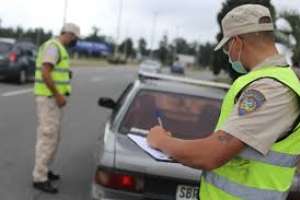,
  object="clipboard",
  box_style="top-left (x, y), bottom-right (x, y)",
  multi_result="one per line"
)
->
top-left (128, 133), bottom-right (176, 163)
